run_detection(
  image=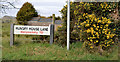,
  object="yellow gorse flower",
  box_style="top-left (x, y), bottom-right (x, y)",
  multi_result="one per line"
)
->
top-left (83, 21), bottom-right (86, 24)
top-left (112, 42), bottom-right (114, 44)
top-left (78, 26), bottom-right (80, 28)
top-left (87, 29), bottom-right (91, 33)
top-left (98, 20), bottom-right (101, 23)
top-left (100, 3), bottom-right (104, 8)
top-left (110, 34), bottom-right (115, 38)
top-left (96, 28), bottom-right (98, 30)
top-left (85, 24), bottom-right (90, 27)
top-left (90, 39), bottom-right (93, 42)
top-left (96, 40), bottom-right (98, 43)
top-left (102, 21), bottom-right (105, 24)
top-left (90, 46), bottom-right (93, 48)
top-left (107, 35), bottom-right (109, 39)
top-left (113, 29), bottom-right (116, 31)
top-left (96, 32), bottom-right (98, 35)
top-left (97, 26), bottom-right (99, 28)
top-left (108, 21), bottom-right (111, 24)
top-left (107, 44), bottom-right (110, 46)
top-left (83, 13), bottom-right (86, 16)
top-left (93, 24), bottom-right (96, 27)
